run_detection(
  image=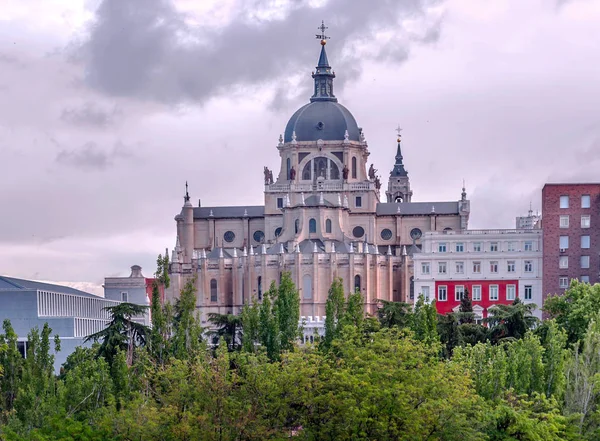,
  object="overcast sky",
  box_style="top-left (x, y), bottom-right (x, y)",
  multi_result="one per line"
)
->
top-left (1, 0), bottom-right (599, 295)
